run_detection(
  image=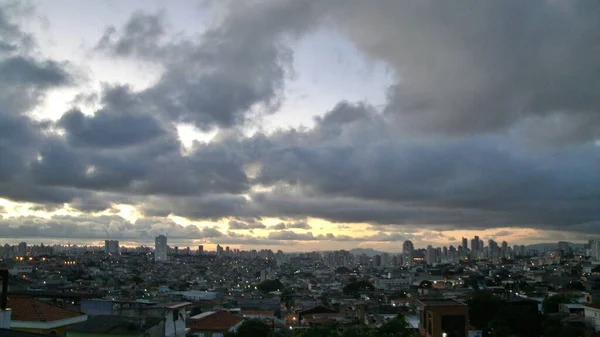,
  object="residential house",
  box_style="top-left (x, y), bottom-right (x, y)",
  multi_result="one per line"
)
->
top-left (187, 311), bottom-right (244, 337)
top-left (8, 296), bottom-right (88, 337)
top-left (65, 315), bottom-right (164, 337)
top-left (584, 304), bottom-right (600, 332)
top-left (415, 298), bottom-right (469, 337)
